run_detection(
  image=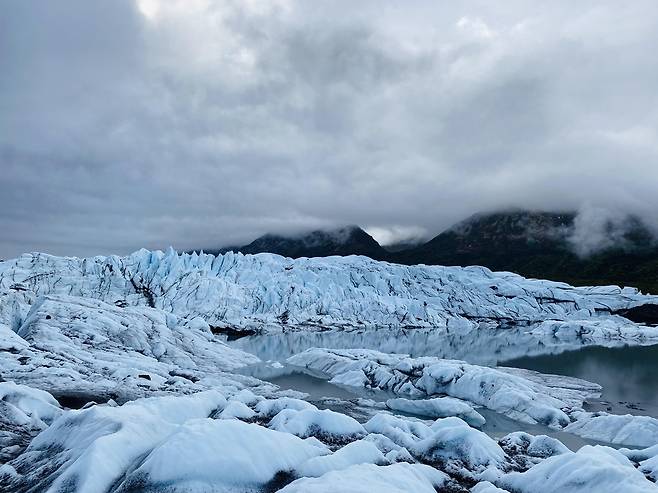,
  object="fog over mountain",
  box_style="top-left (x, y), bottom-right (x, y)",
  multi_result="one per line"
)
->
top-left (2, 1), bottom-right (658, 257)
top-left (201, 209), bottom-right (658, 293)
